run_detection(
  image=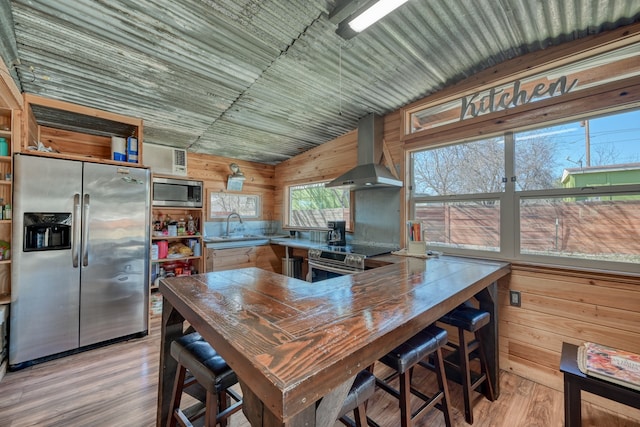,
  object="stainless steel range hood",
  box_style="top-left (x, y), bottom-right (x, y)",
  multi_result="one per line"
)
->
top-left (326, 113), bottom-right (403, 190)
